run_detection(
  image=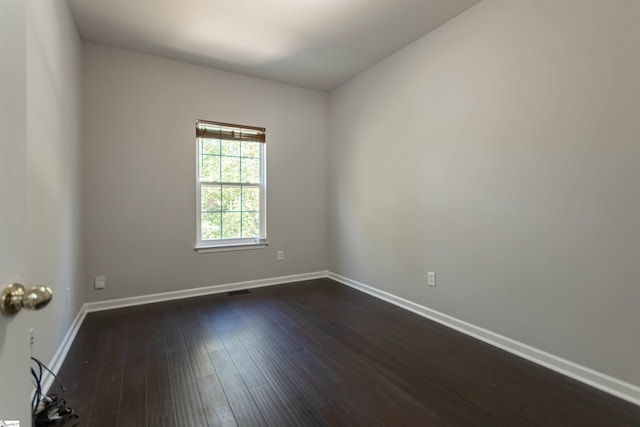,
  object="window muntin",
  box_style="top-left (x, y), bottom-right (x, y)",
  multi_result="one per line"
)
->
top-left (196, 120), bottom-right (266, 249)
